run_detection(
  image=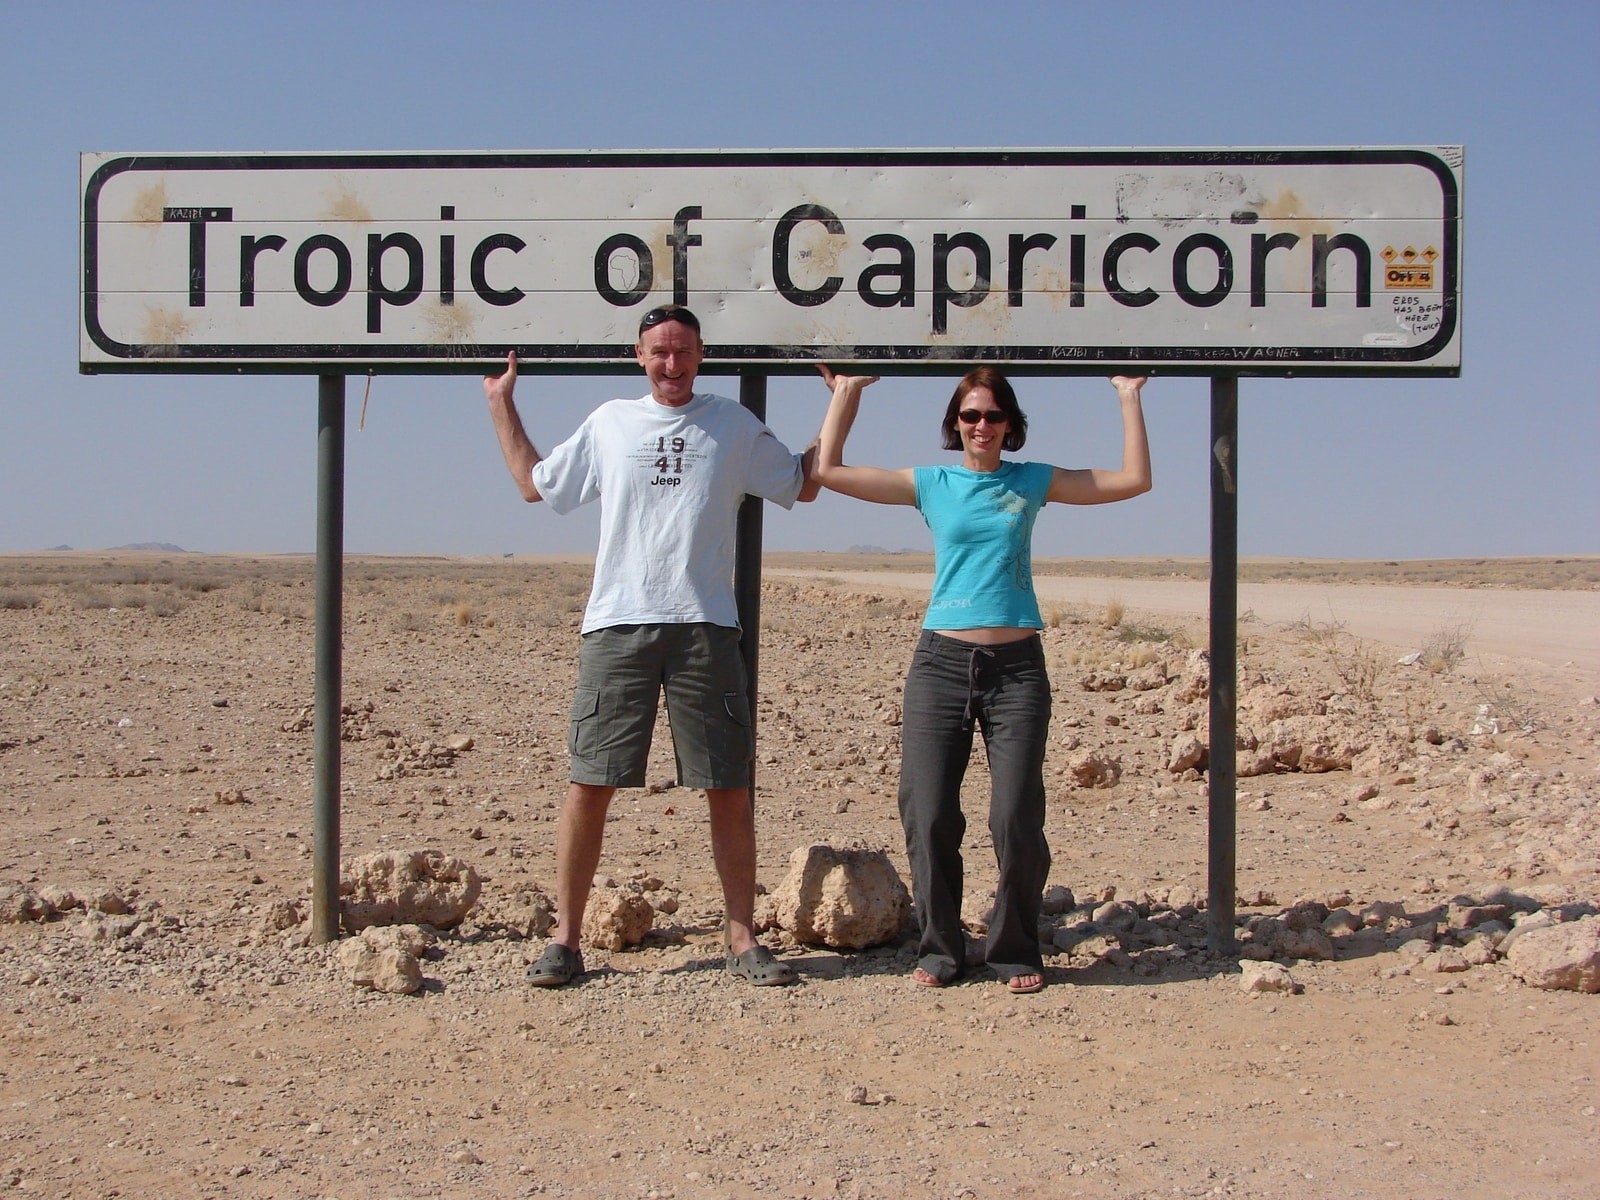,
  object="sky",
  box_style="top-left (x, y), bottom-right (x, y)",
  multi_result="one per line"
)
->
top-left (3, 1), bottom-right (1597, 561)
